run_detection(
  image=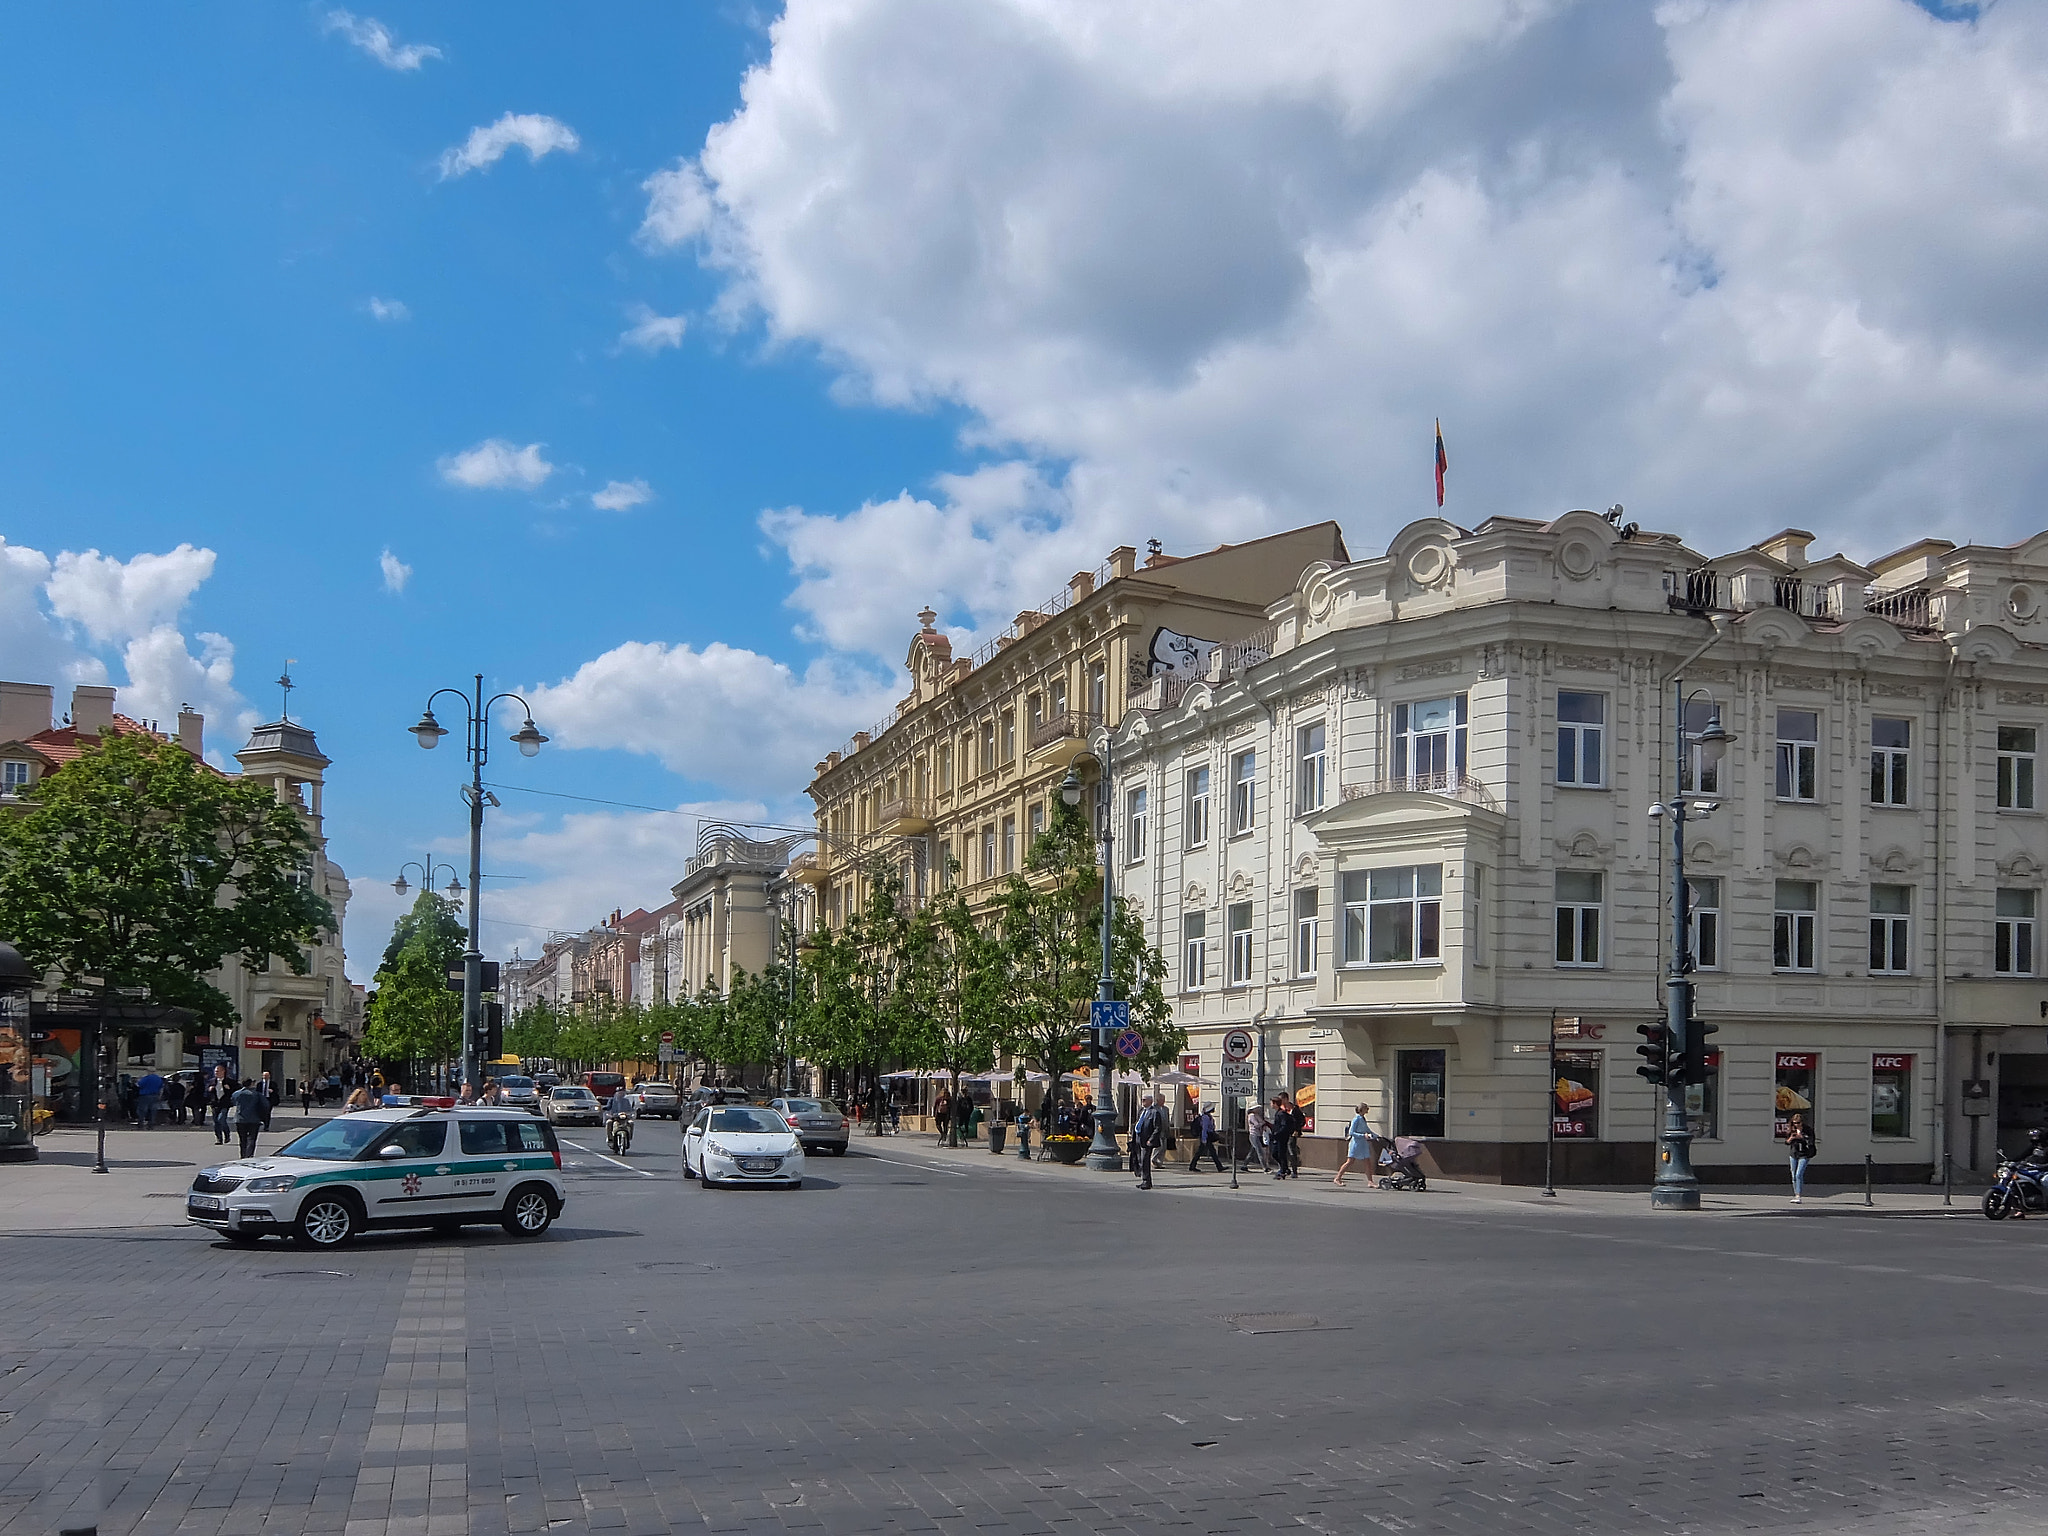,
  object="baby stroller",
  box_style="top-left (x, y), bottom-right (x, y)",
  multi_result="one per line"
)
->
top-left (1375, 1135), bottom-right (1427, 1192)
